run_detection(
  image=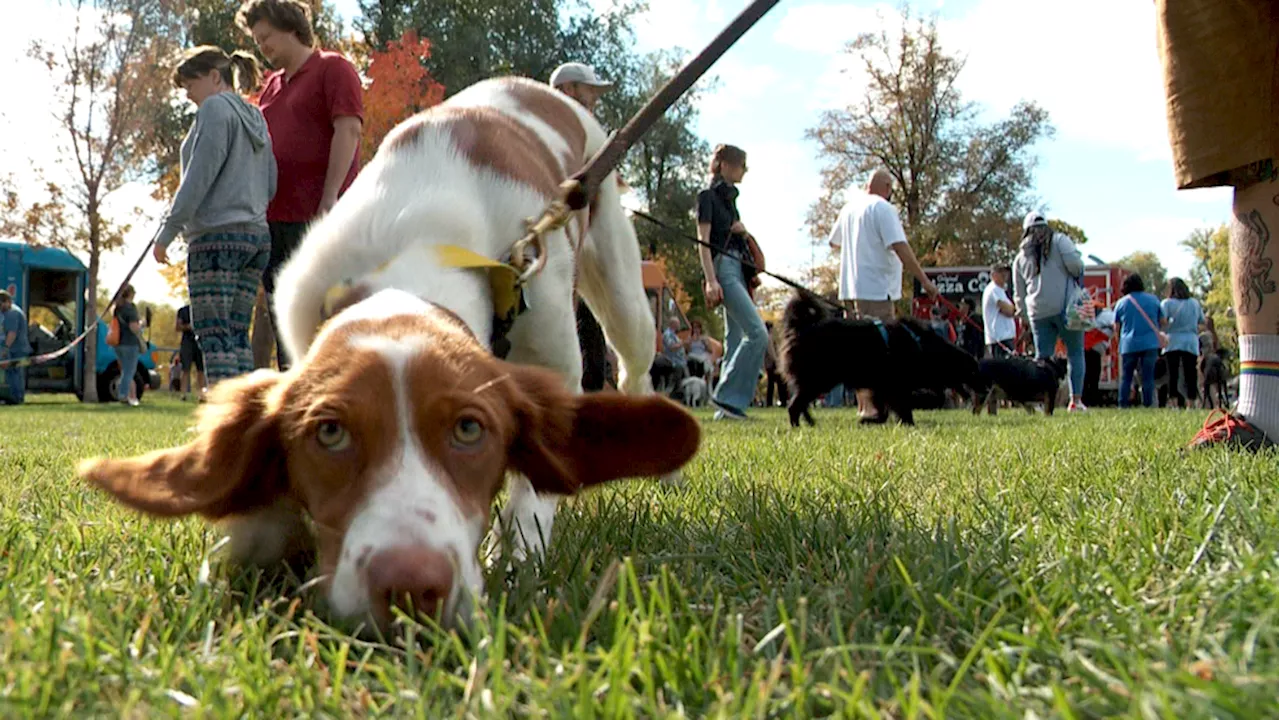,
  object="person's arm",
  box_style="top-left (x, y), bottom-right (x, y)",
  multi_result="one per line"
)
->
top-left (1012, 261), bottom-right (1029, 320)
top-left (890, 242), bottom-right (938, 297)
top-left (881, 203), bottom-right (937, 296)
top-left (1056, 234), bottom-right (1084, 276)
top-left (319, 57), bottom-right (366, 215)
top-left (827, 213), bottom-right (842, 253)
top-left (997, 290), bottom-right (1016, 317)
top-left (155, 102), bottom-right (233, 249)
top-left (695, 190), bottom-right (722, 306)
top-left (321, 116), bottom-right (361, 213)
